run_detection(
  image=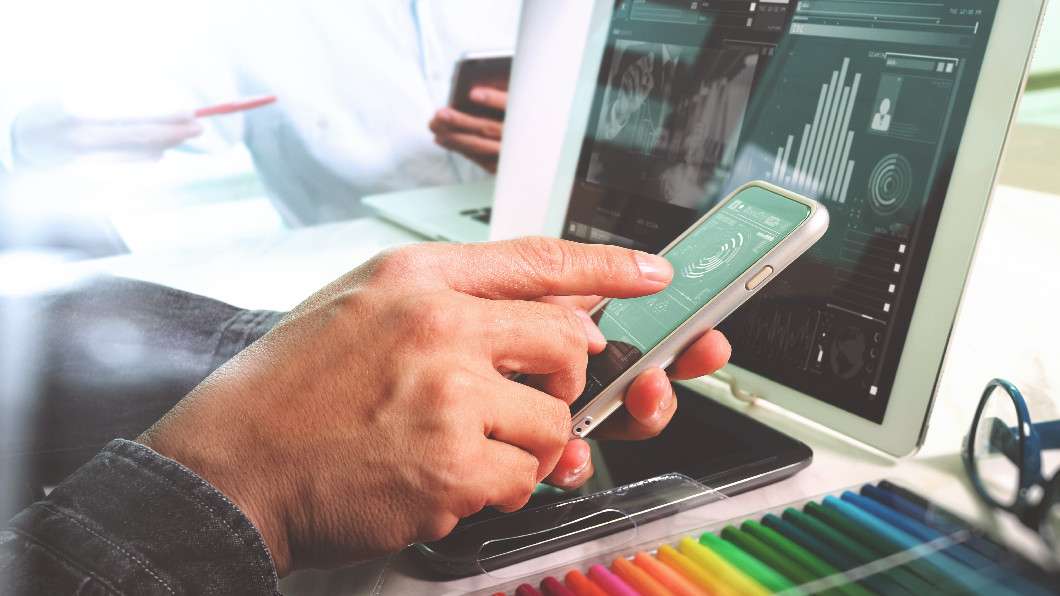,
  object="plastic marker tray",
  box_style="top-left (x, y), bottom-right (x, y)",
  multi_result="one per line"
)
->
top-left (473, 480), bottom-right (1059, 595)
